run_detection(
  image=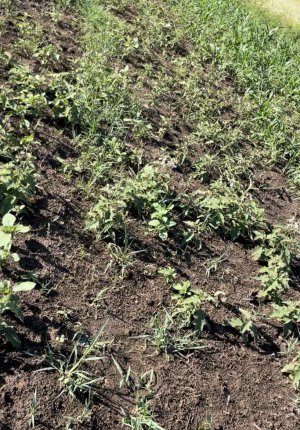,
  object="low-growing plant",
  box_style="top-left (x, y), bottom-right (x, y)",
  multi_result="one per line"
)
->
top-left (106, 235), bottom-right (142, 278)
top-left (5, 66), bottom-right (47, 121)
top-left (255, 255), bottom-right (290, 301)
top-left (0, 156), bottom-right (36, 214)
top-left (55, 0), bottom-right (72, 9)
top-left (28, 389), bottom-right (37, 428)
top-left (122, 398), bottom-right (165, 430)
top-left (41, 330), bottom-right (106, 400)
top-left (193, 154), bottom-right (218, 183)
top-left (279, 337), bottom-right (299, 358)
top-left (227, 308), bottom-right (258, 344)
top-left (193, 180), bottom-right (265, 240)
top-left (148, 203), bottom-right (175, 240)
top-left (125, 164), bottom-right (170, 216)
top-left (87, 164), bottom-right (171, 239)
top-left (14, 20), bottom-right (42, 56)
top-left (147, 312), bottom-right (203, 356)
top-left (172, 281), bottom-right (213, 332)
top-left (270, 301), bottom-right (300, 337)
top-left (0, 212), bottom-right (29, 266)
top-left (253, 224), bottom-right (300, 300)
top-left (282, 350), bottom-right (300, 389)
top-left (0, 280), bottom-right (35, 348)
top-left (33, 43), bottom-right (60, 65)
top-left (253, 224), bottom-right (300, 267)
top-left (86, 193), bottom-right (127, 239)
top-left (180, 220), bottom-right (203, 252)
top-left (203, 253), bottom-right (226, 277)
top-left (49, 74), bottom-right (80, 126)
top-left (158, 266), bottom-right (177, 284)
top-left (197, 415), bottom-right (213, 430)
